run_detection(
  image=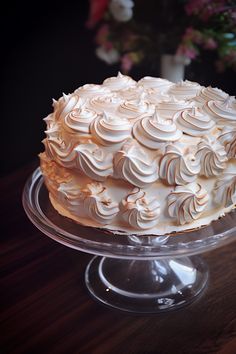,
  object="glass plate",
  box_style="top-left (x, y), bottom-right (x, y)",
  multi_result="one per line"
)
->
top-left (22, 168), bottom-right (236, 313)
